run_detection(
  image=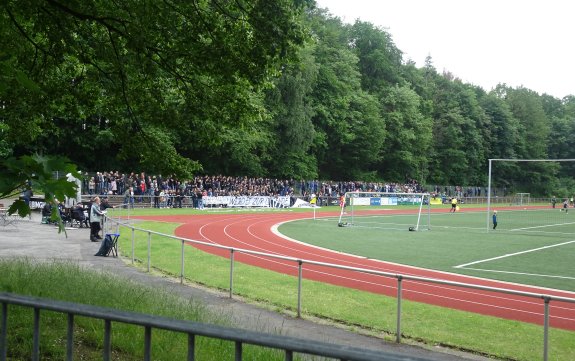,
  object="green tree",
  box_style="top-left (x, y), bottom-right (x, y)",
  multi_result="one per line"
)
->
top-left (427, 76), bottom-right (485, 184)
top-left (492, 85), bottom-right (557, 194)
top-left (0, 154), bottom-right (79, 231)
top-left (348, 21), bottom-right (404, 92)
top-left (503, 87), bottom-right (550, 159)
top-left (307, 14), bottom-right (384, 180)
top-left (0, 0), bottom-right (314, 221)
top-left (378, 85), bottom-right (432, 182)
top-left (454, 85), bottom-right (490, 184)
top-left (480, 91), bottom-right (519, 160)
top-left (0, 0), bottom-right (312, 177)
top-left (264, 44), bottom-right (319, 179)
